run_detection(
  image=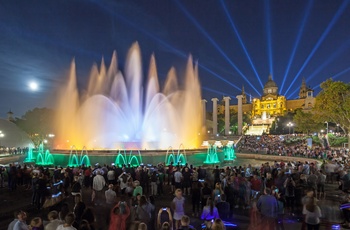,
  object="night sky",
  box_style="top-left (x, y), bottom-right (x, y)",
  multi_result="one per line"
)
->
top-left (1, 0), bottom-right (350, 117)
